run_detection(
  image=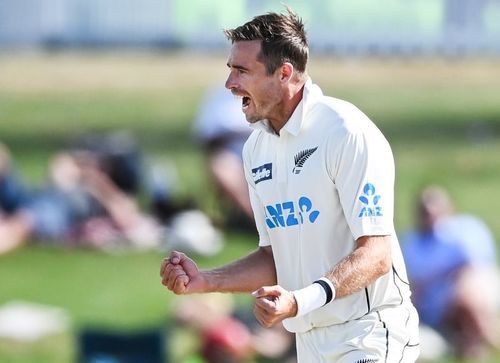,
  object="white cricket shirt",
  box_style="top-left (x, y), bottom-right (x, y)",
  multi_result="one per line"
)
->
top-left (242, 79), bottom-right (414, 333)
